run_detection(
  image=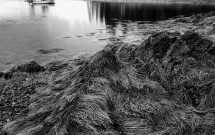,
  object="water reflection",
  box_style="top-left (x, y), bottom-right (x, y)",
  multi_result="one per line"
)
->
top-left (86, 1), bottom-right (215, 36)
top-left (29, 4), bottom-right (51, 17)
top-left (88, 1), bottom-right (215, 23)
top-left (41, 5), bottom-right (49, 15)
top-left (29, 4), bottom-right (35, 16)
